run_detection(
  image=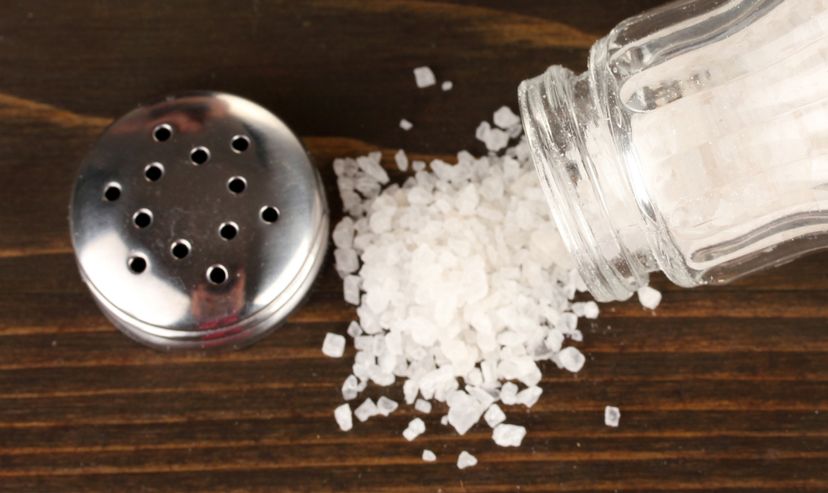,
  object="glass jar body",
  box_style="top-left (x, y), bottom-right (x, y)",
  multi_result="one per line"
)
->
top-left (520, 0), bottom-right (828, 301)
